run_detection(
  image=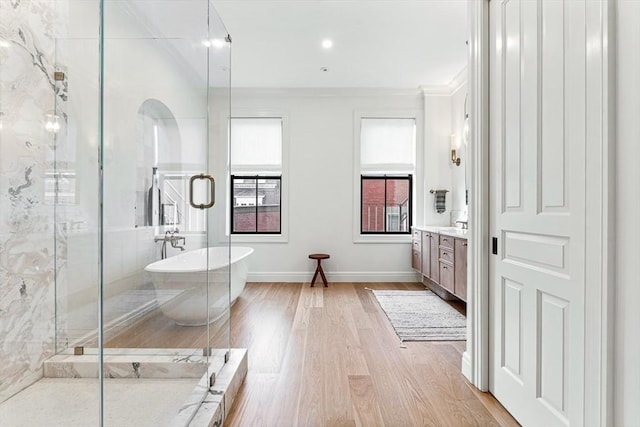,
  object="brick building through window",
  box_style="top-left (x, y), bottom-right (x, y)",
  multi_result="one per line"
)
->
top-left (231, 176), bottom-right (281, 233)
top-left (361, 176), bottom-right (412, 233)
top-left (359, 117), bottom-right (415, 235)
